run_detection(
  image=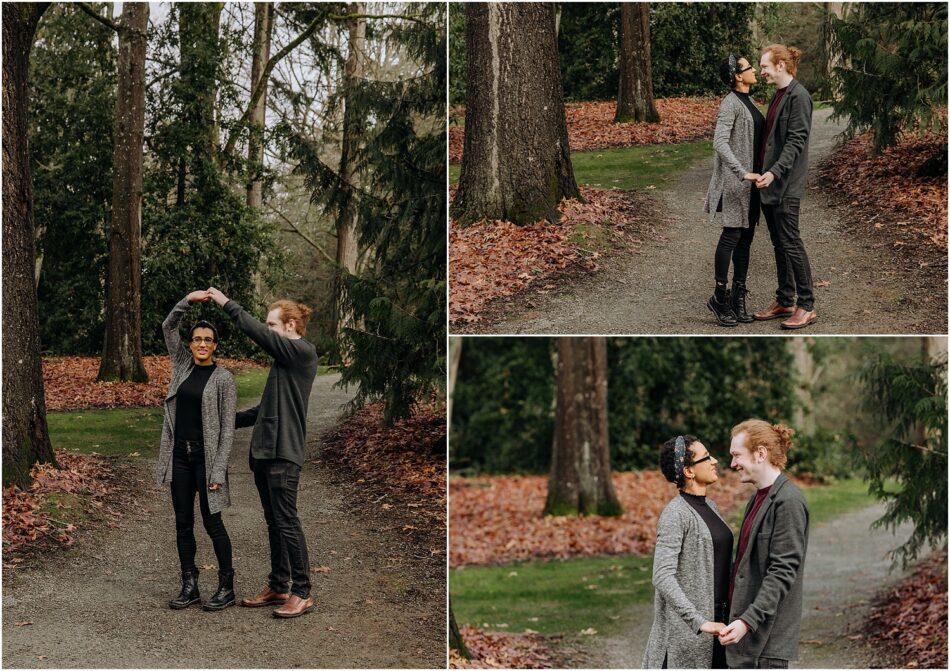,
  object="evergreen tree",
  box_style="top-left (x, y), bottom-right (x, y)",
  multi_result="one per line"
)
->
top-left (858, 347), bottom-right (947, 568)
top-left (827, 2), bottom-right (947, 158)
top-left (289, 4), bottom-right (446, 424)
